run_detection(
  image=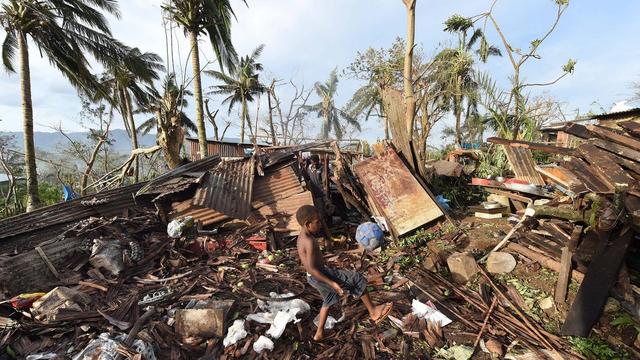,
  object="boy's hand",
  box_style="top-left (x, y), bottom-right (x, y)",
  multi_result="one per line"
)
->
top-left (331, 282), bottom-right (345, 296)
